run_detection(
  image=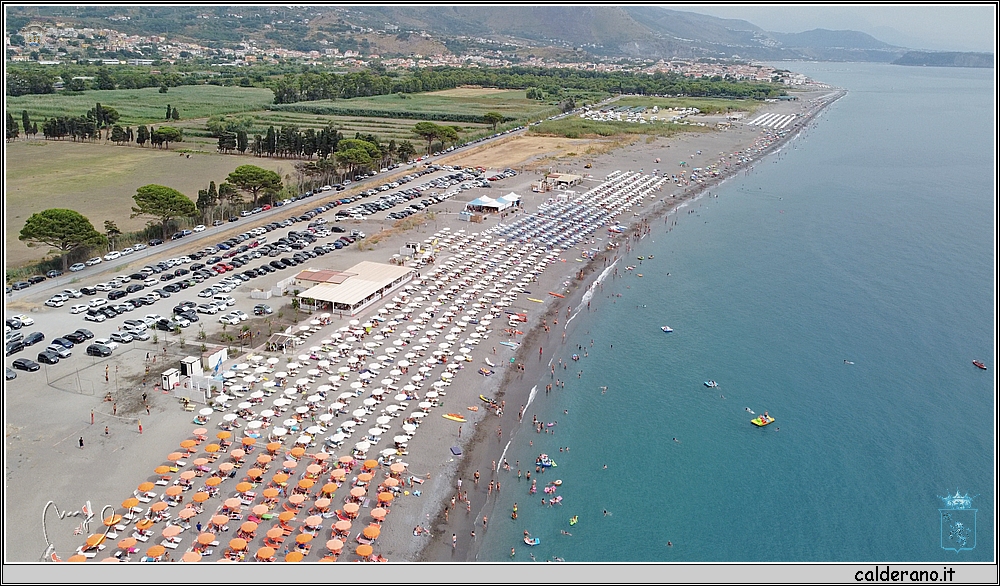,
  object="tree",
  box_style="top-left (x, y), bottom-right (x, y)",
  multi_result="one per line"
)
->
top-left (171, 107), bottom-right (180, 120)
top-left (21, 111), bottom-right (31, 138)
top-left (483, 111), bottom-right (504, 132)
top-left (5, 112), bottom-right (18, 141)
top-left (131, 184), bottom-right (198, 239)
top-left (217, 132), bottom-right (237, 153)
top-left (397, 140), bottom-right (416, 162)
top-left (236, 129), bottom-right (248, 154)
top-left (19, 209), bottom-right (106, 271)
top-left (104, 220), bottom-right (122, 250)
top-left (151, 126), bottom-right (182, 149)
top-left (226, 165), bottom-right (282, 207)
top-left (110, 124), bottom-right (126, 144)
top-left (218, 182), bottom-right (241, 206)
top-left (165, 104), bottom-right (172, 120)
top-left (412, 121), bottom-right (440, 154)
top-left (65, 77), bottom-right (87, 92)
top-left (159, 85), bottom-right (168, 94)
top-left (95, 69), bottom-right (115, 90)
top-left (136, 124), bottom-right (149, 147)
